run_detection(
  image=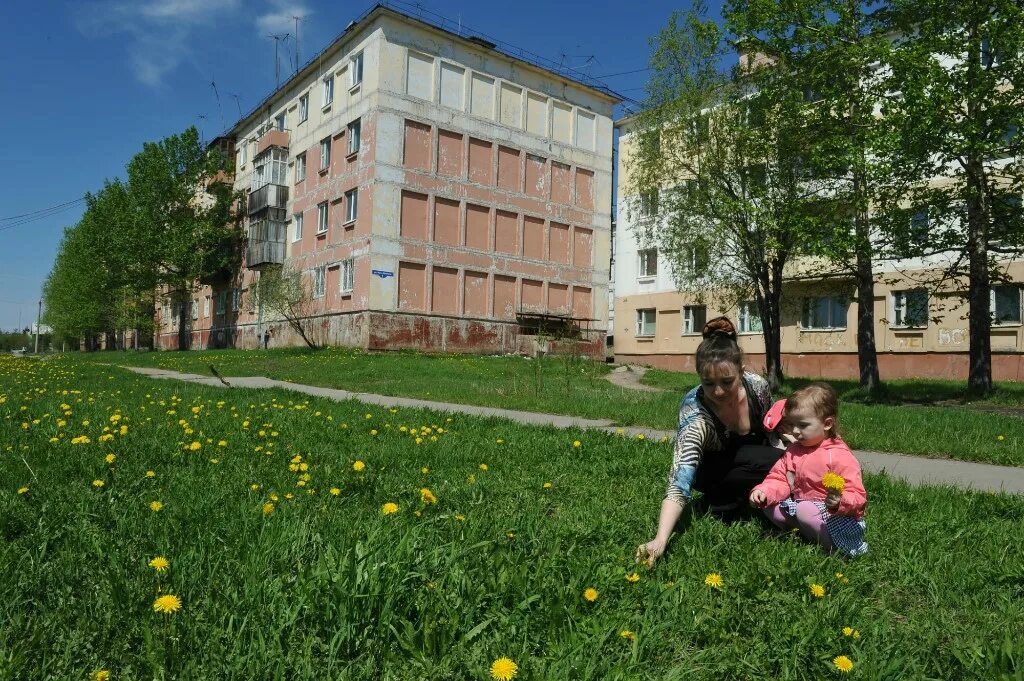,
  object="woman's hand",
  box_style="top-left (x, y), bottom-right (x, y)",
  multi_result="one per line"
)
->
top-left (635, 539), bottom-right (666, 568)
top-left (749, 489), bottom-right (767, 507)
